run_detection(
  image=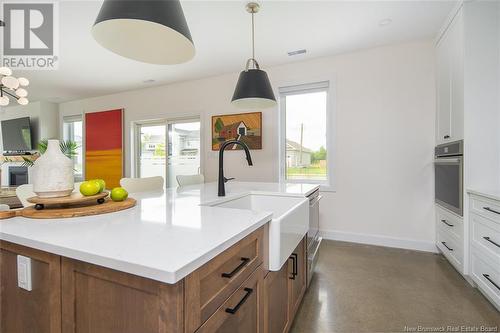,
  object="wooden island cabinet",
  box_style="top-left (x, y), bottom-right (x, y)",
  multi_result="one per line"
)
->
top-left (264, 238), bottom-right (307, 333)
top-left (0, 226), bottom-right (307, 333)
